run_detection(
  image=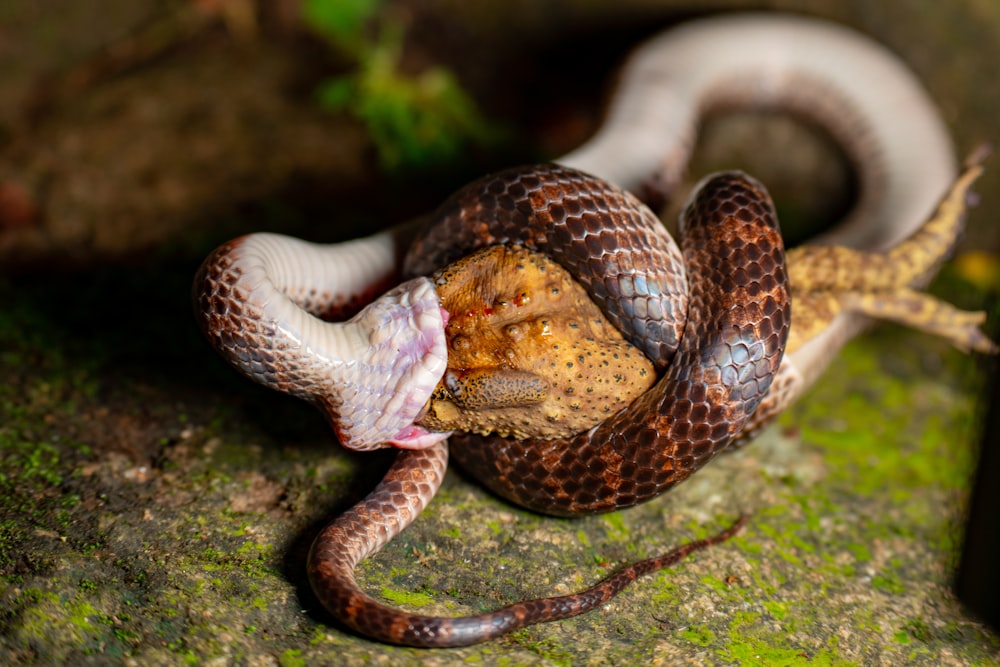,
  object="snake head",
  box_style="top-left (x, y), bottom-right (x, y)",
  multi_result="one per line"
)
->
top-left (194, 233), bottom-right (453, 452)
